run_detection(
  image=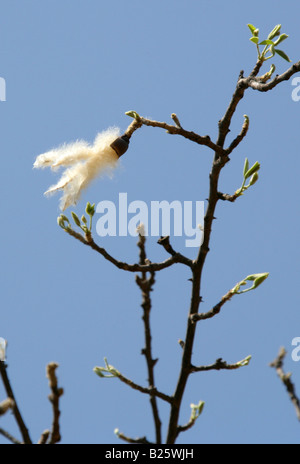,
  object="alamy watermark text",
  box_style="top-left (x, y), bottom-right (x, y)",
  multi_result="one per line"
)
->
top-left (95, 193), bottom-right (204, 248)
